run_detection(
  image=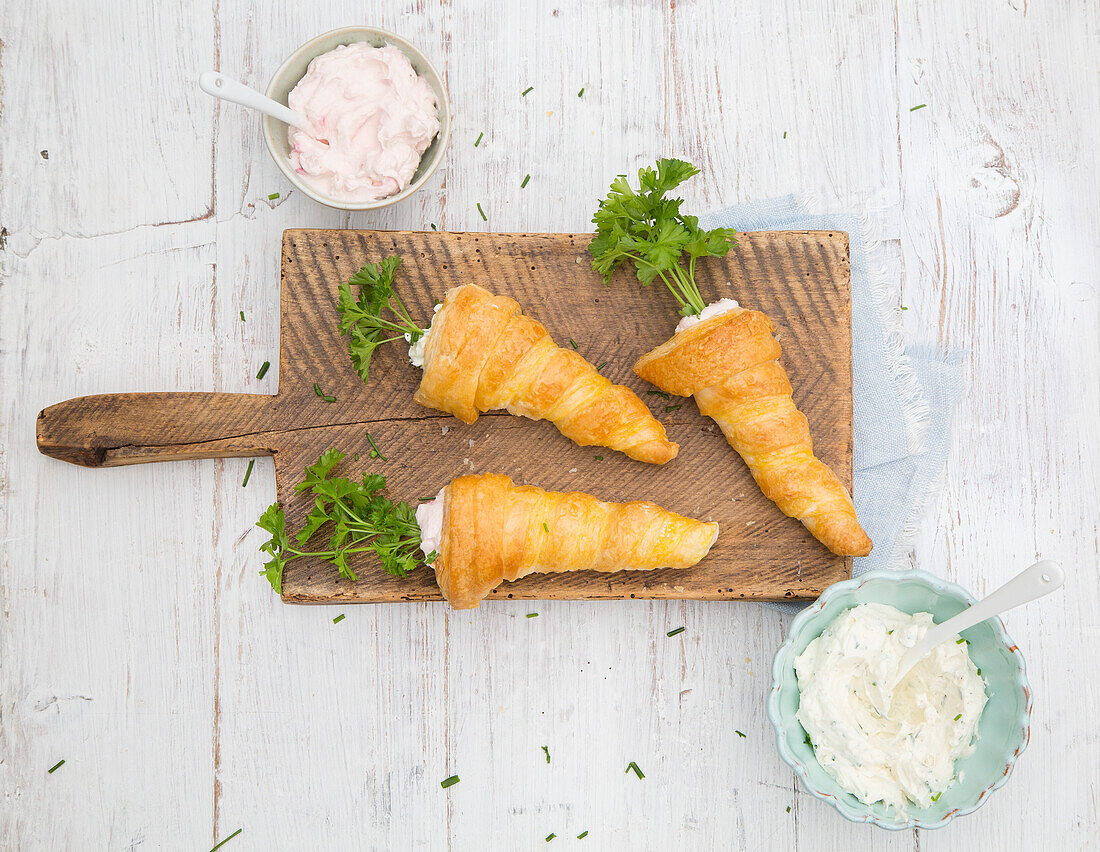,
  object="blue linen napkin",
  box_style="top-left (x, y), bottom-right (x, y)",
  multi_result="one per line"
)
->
top-left (700, 197), bottom-right (963, 592)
